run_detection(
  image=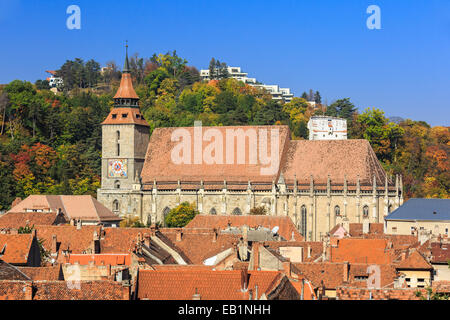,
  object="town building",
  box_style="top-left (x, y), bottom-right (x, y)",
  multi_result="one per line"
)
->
top-left (8, 195), bottom-right (122, 227)
top-left (385, 198), bottom-right (450, 237)
top-left (307, 116), bottom-right (348, 140)
top-left (200, 66), bottom-right (294, 102)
